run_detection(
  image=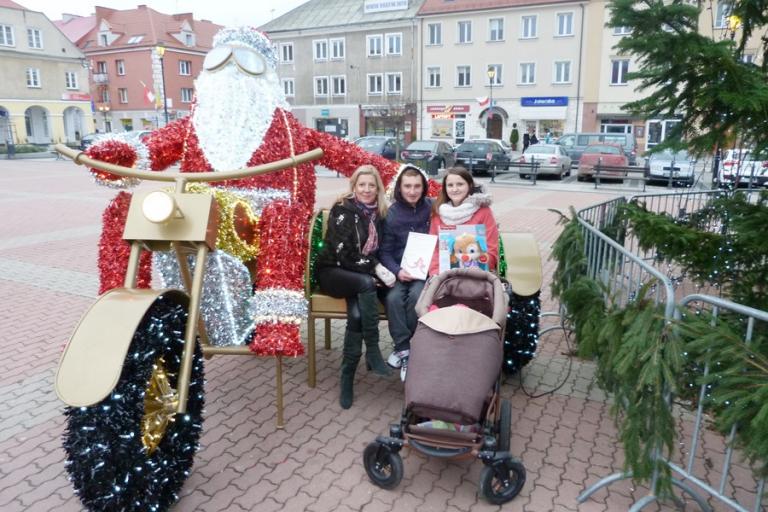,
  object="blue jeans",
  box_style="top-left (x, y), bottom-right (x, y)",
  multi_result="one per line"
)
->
top-left (385, 279), bottom-right (425, 352)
